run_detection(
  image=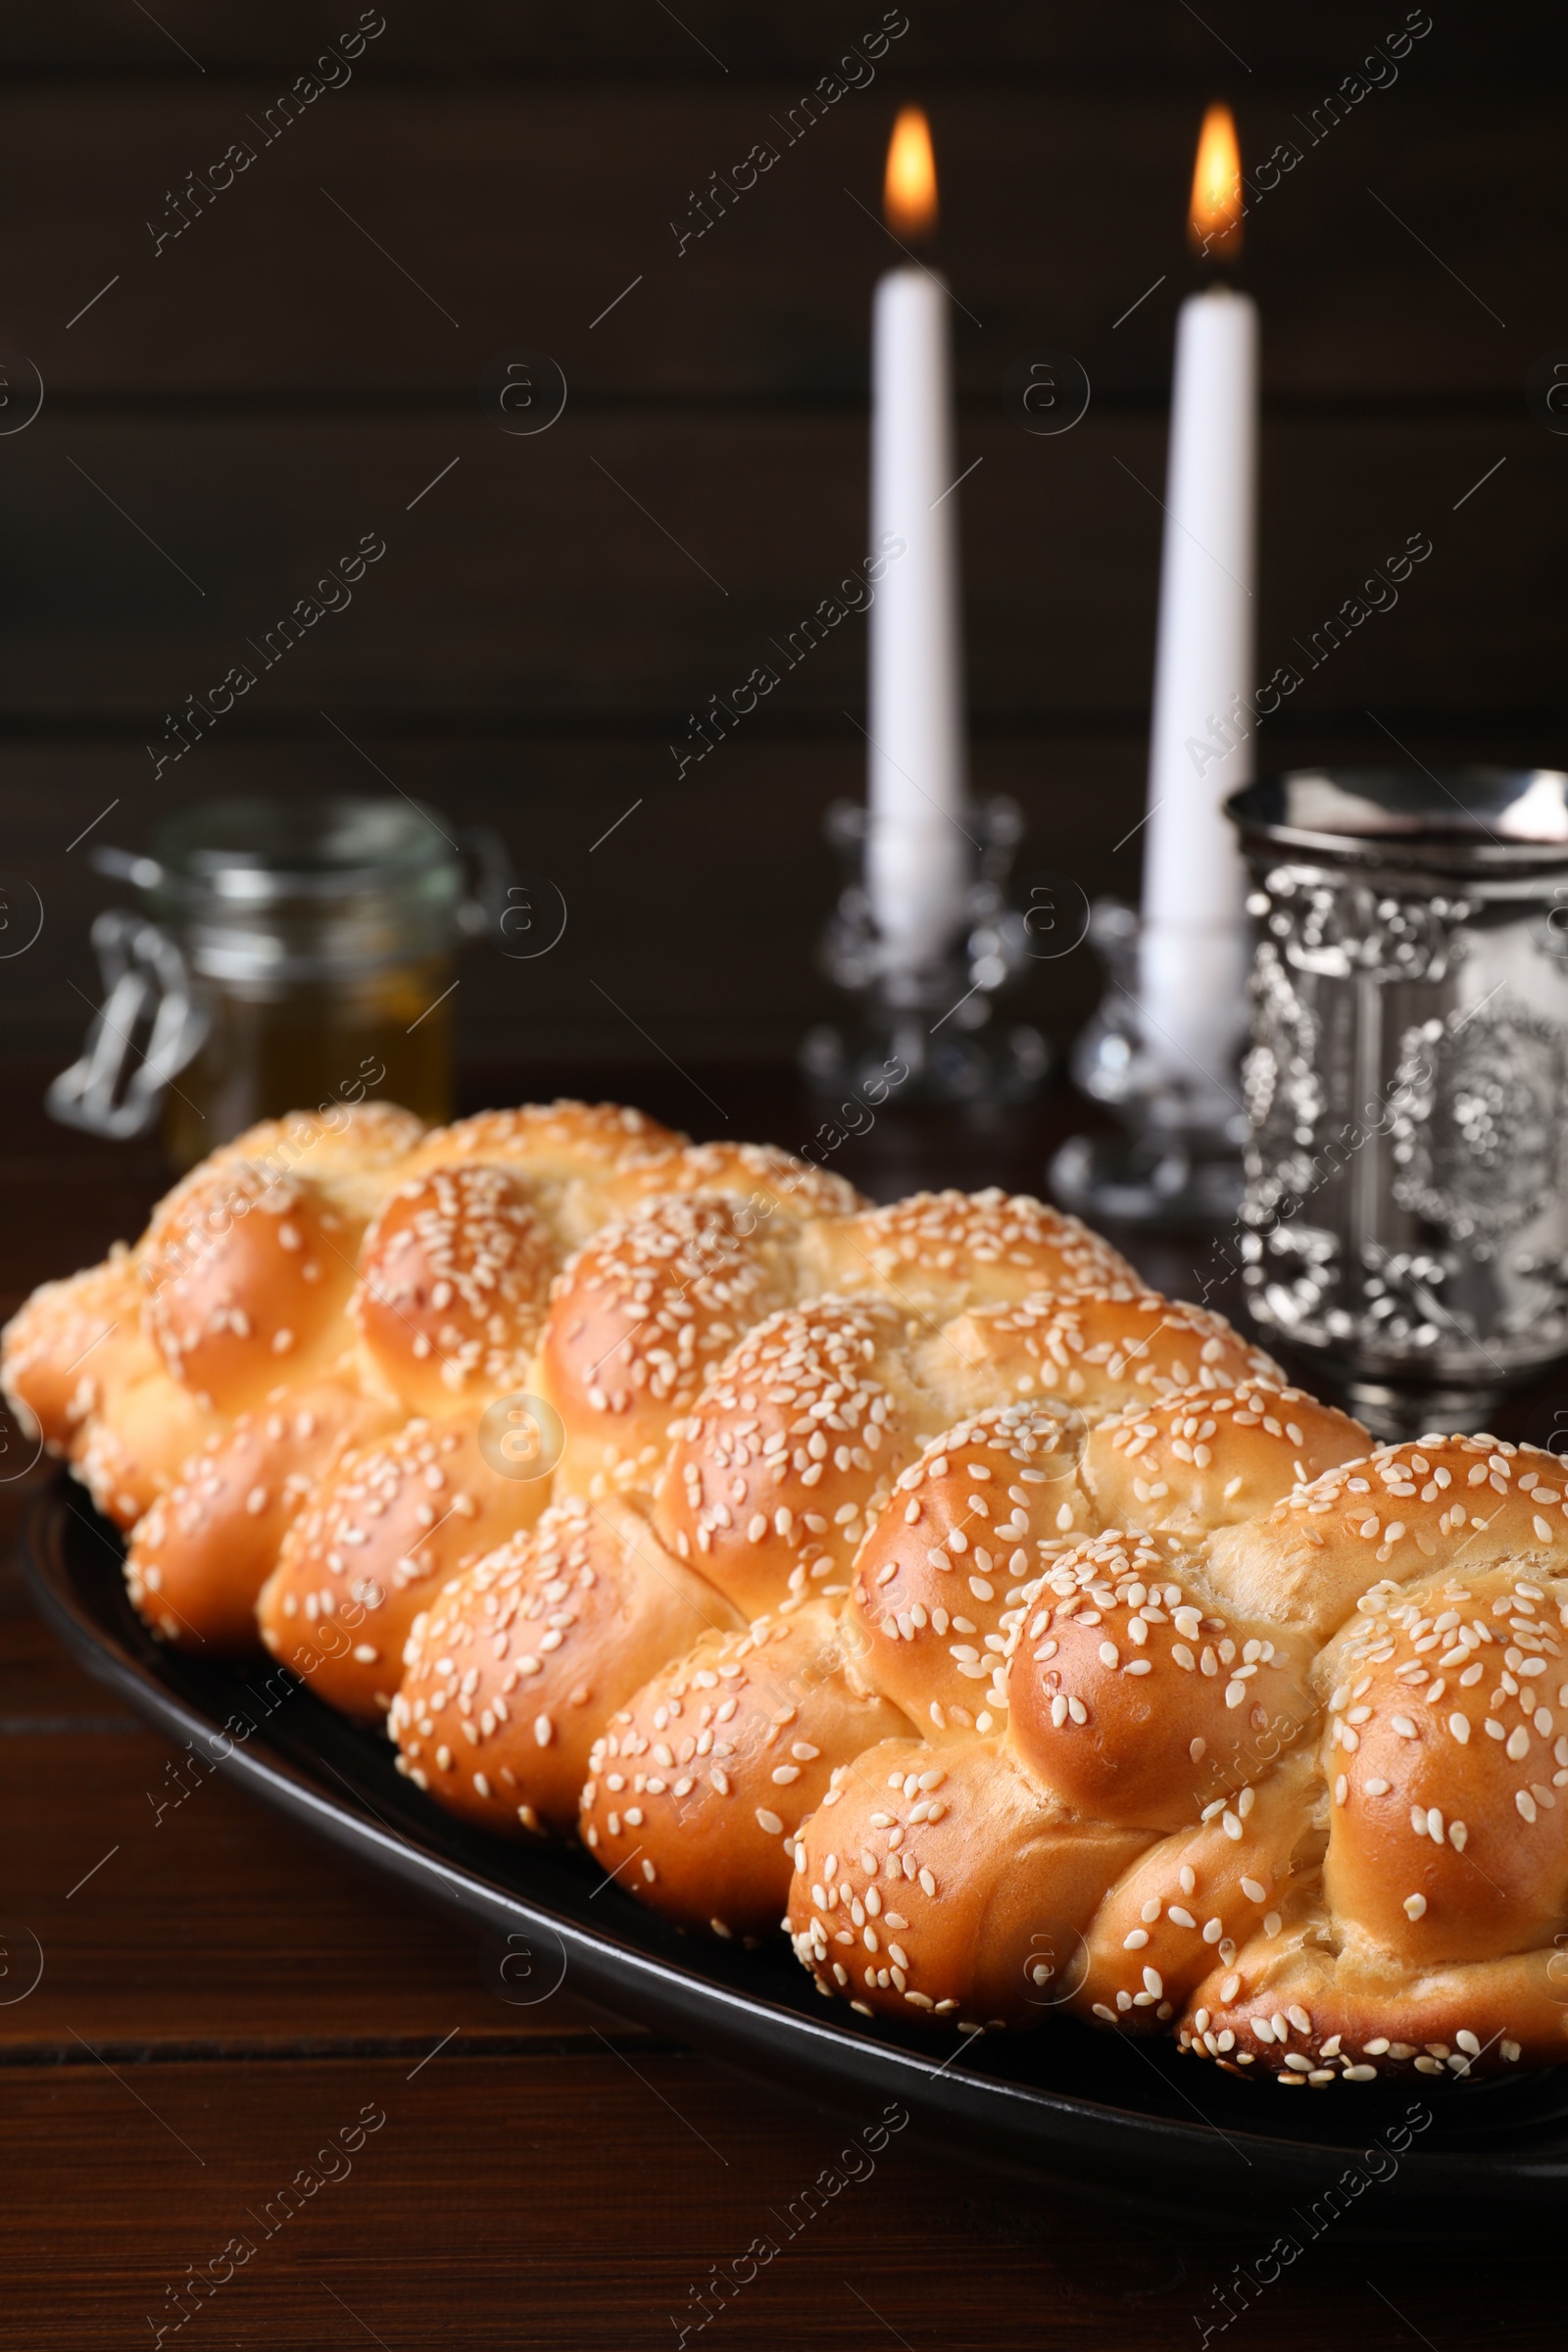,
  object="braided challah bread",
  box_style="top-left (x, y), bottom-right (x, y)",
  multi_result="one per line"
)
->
top-left (386, 1200), bottom-right (1150, 1778)
top-left (786, 1432), bottom-right (1568, 2080)
top-left (5, 1098), bottom-right (684, 1647)
top-left (3, 1102), bottom-right (431, 1531)
top-left (573, 1380), bottom-right (1358, 1941)
top-left (16, 1099), bottom-right (1568, 2082)
top-left (392, 1285), bottom-right (1286, 1930)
